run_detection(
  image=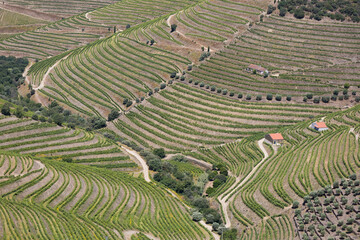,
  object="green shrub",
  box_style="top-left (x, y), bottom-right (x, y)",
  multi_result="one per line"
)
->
top-left (267, 5), bottom-right (276, 14)
top-left (192, 211), bottom-right (202, 222)
top-left (294, 8), bottom-right (305, 19)
top-left (15, 106), bottom-right (23, 118)
top-left (1, 103), bottom-right (11, 116)
top-left (160, 83), bottom-right (166, 89)
top-left (266, 94), bottom-right (273, 100)
top-left (322, 96), bottom-right (330, 103)
top-left (170, 72), bottom-right (176, 78)
top-left (153, 148), bottom-right (166, 158)
top-left (275, 95), bottom-right (282, 101)
top-left (170, 24), bottom-right (177, 32)
top-left (292, 201), bottom-right (299, 208)
top-left (126, 100), bottom-right (133, 107)
top-left (108, 109), bottom-right (120, 121)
